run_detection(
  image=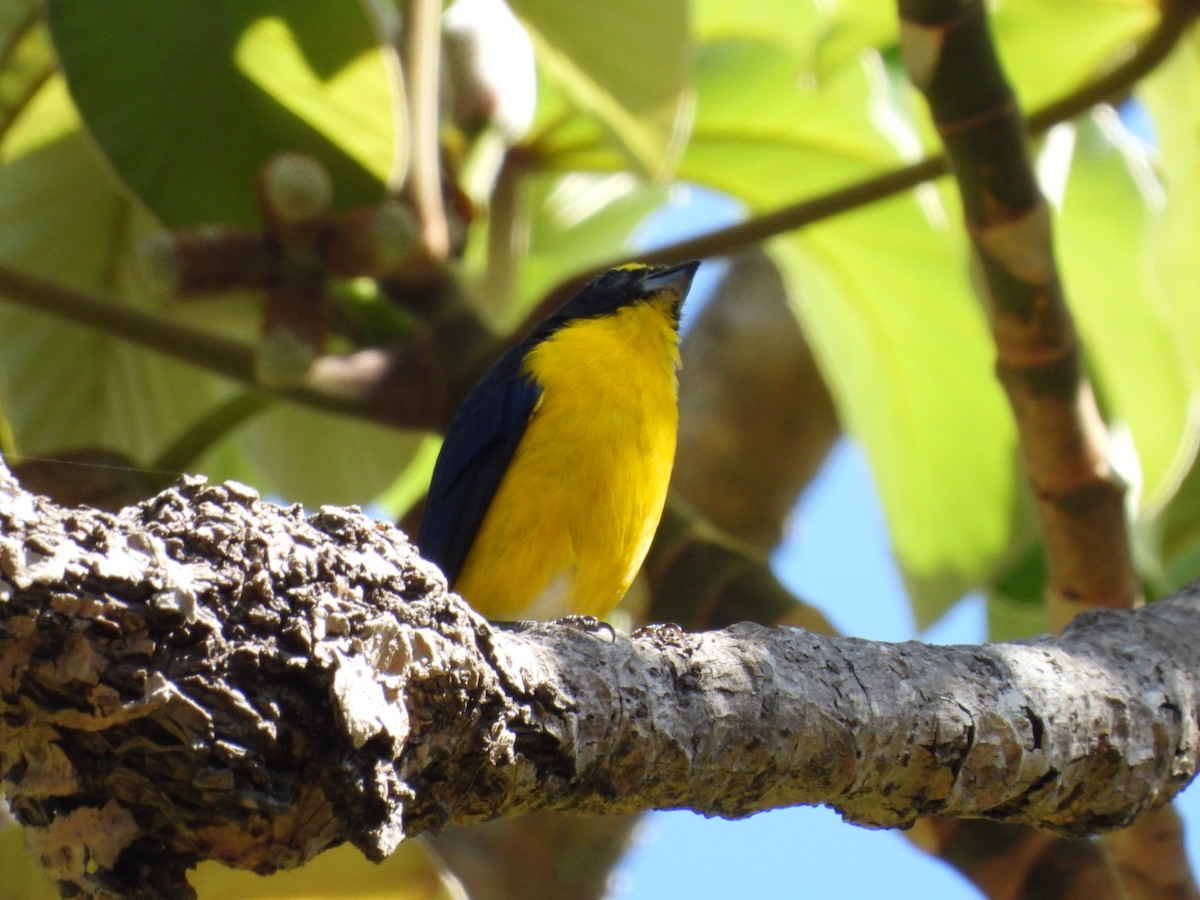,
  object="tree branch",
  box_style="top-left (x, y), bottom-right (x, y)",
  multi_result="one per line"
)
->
top-left (0, 462), bottom-right (1196, 897)
top-left (898, 0), bottom-right (1139, 627)
top-left (0, 260), bottom-right (467, 432)
top-left (896, 4), bottom-right (1190, 895)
